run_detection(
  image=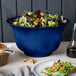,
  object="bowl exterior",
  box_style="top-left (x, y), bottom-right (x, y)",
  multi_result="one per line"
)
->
top-left (7, 17), bottom-right (70, 57)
